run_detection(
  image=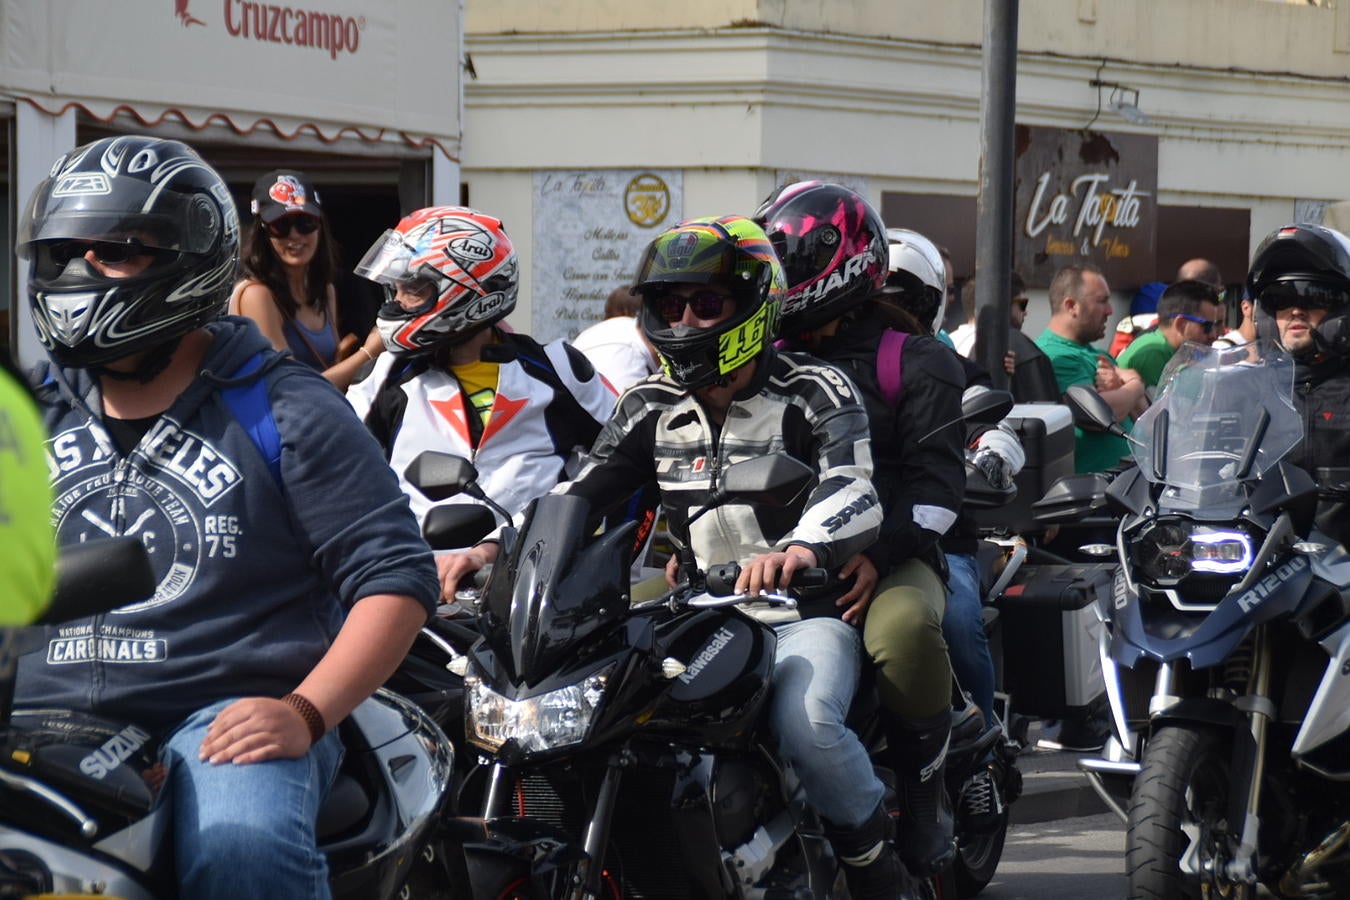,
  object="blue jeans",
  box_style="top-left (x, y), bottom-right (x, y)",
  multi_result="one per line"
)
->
top-left (943, 553), bottom-right (995, 729)
top-left (159, 698), bottom-right (343, 900)
top-left (767, 617), bottom-right (883, 830)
